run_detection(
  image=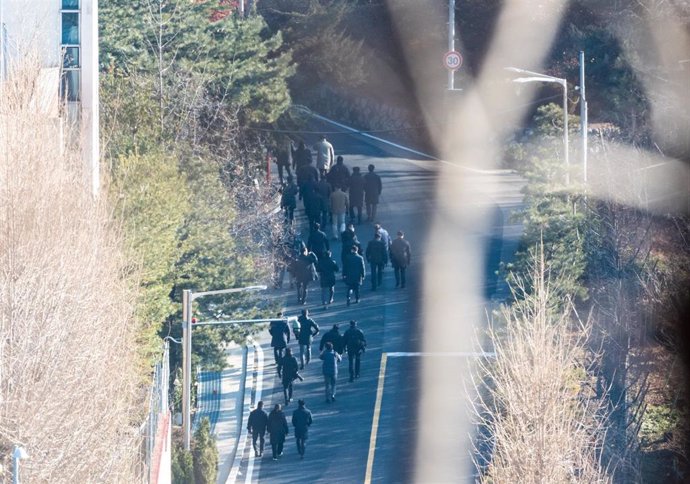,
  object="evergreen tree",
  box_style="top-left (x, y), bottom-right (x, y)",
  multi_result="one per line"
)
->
top-left (193, 418), bottom-right (218, 484)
